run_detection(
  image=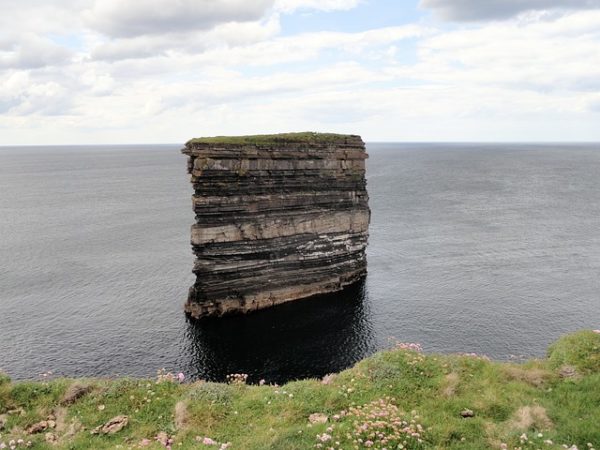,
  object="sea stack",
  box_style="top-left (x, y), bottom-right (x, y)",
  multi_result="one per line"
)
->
top-left (181, 132), bottom-right (370, 318)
